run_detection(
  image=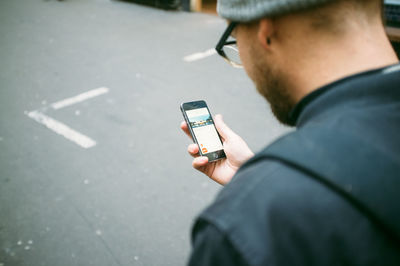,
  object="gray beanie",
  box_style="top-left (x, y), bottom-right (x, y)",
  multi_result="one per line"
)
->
top-left (217, 0), bottom-right (334, 22)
